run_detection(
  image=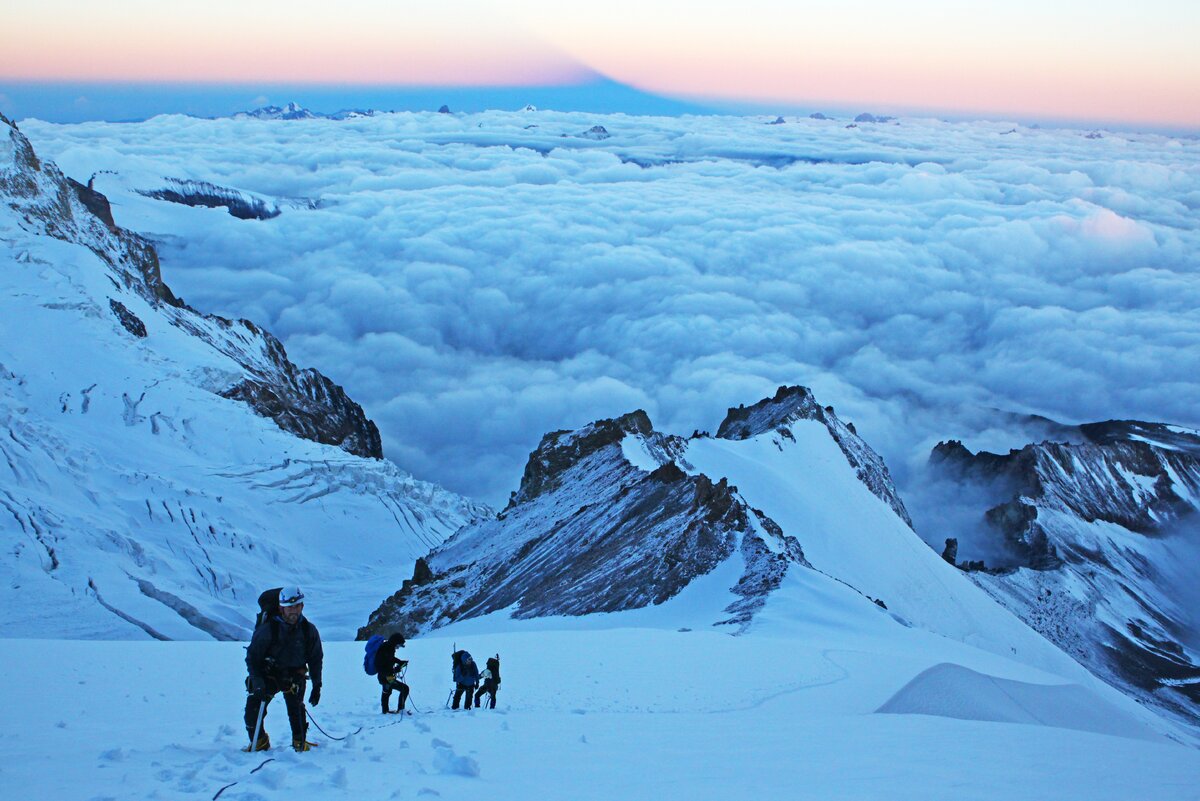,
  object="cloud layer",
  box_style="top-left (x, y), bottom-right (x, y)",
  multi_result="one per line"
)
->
top-left (23, 111), bottom-right (1200, 507)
